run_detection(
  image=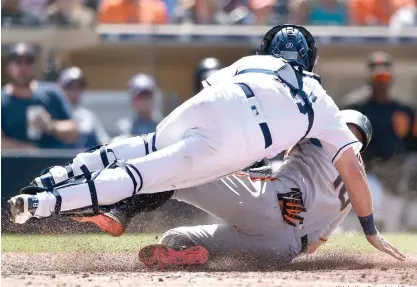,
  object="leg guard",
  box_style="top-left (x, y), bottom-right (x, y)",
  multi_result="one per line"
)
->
top-left (34, 160), bottom-right (144, 217)
top-left (114, 191), bottom-right (174, 219)
top-left (33, 134), bottom-right (157, 188)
